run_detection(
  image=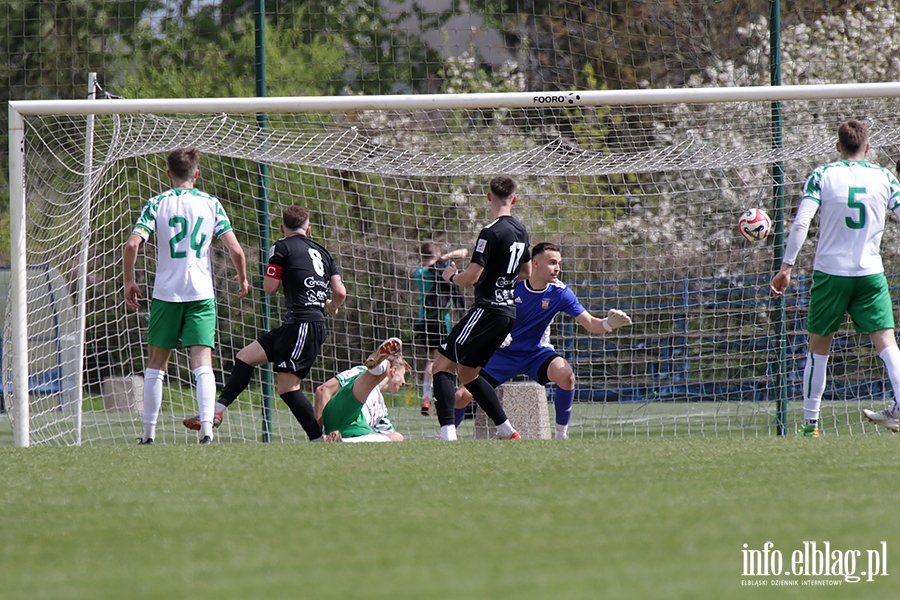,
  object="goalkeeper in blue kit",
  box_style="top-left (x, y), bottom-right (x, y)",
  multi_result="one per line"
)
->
top-left (454, 242), bottom-right (632, 439)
